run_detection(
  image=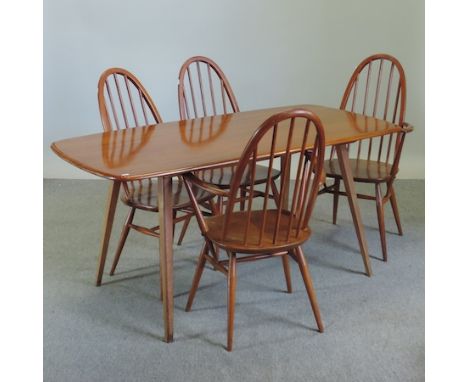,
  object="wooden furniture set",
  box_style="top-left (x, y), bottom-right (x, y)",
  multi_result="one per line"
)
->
top-left (51, 54), bottom-right (413, 350)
